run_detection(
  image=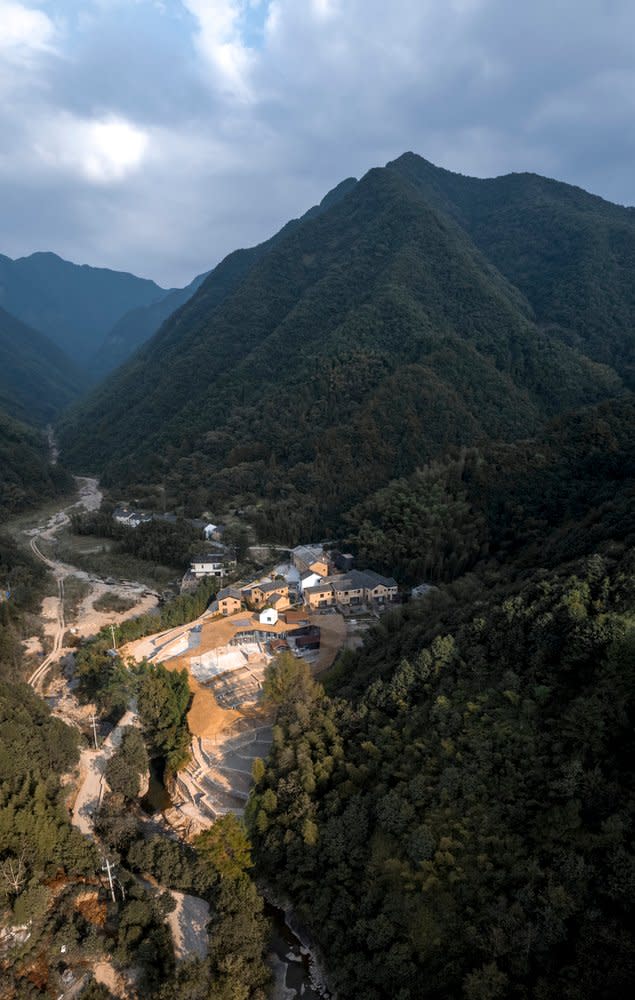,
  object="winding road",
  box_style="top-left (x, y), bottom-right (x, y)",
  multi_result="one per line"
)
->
top-left (26, 476), bottom-right (102, 690)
